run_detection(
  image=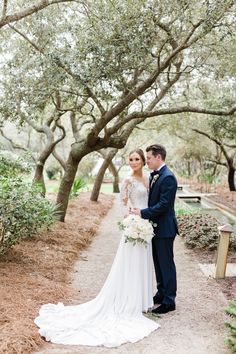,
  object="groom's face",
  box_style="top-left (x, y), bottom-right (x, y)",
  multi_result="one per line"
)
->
top-left (146, 151), bottom-right (162, 170)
